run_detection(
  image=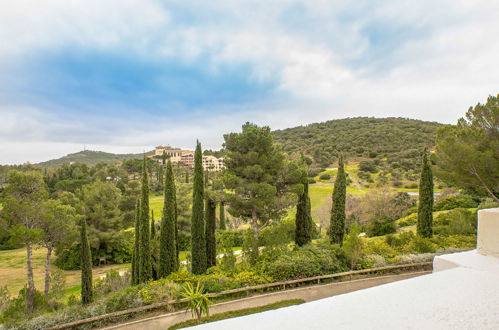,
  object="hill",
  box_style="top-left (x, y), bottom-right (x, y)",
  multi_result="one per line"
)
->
top-left (37, 150), bottom-right (152, 168)
top-left (272, 117), bottom-right (444, 167)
